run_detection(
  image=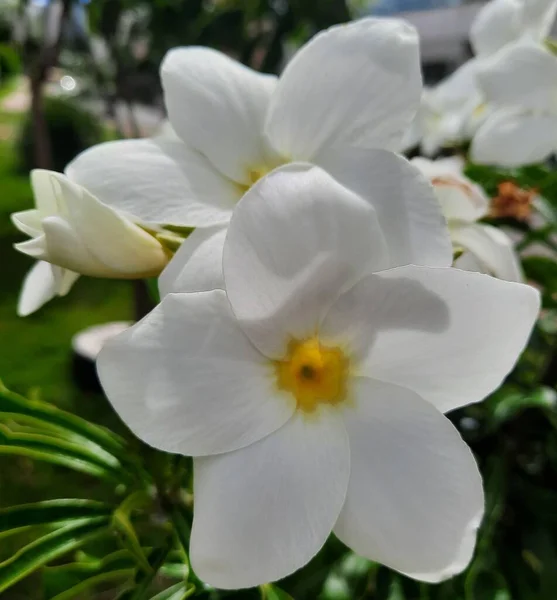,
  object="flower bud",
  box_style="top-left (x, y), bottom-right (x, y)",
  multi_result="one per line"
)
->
top-left (12, 170), bottom-right (169, 279)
